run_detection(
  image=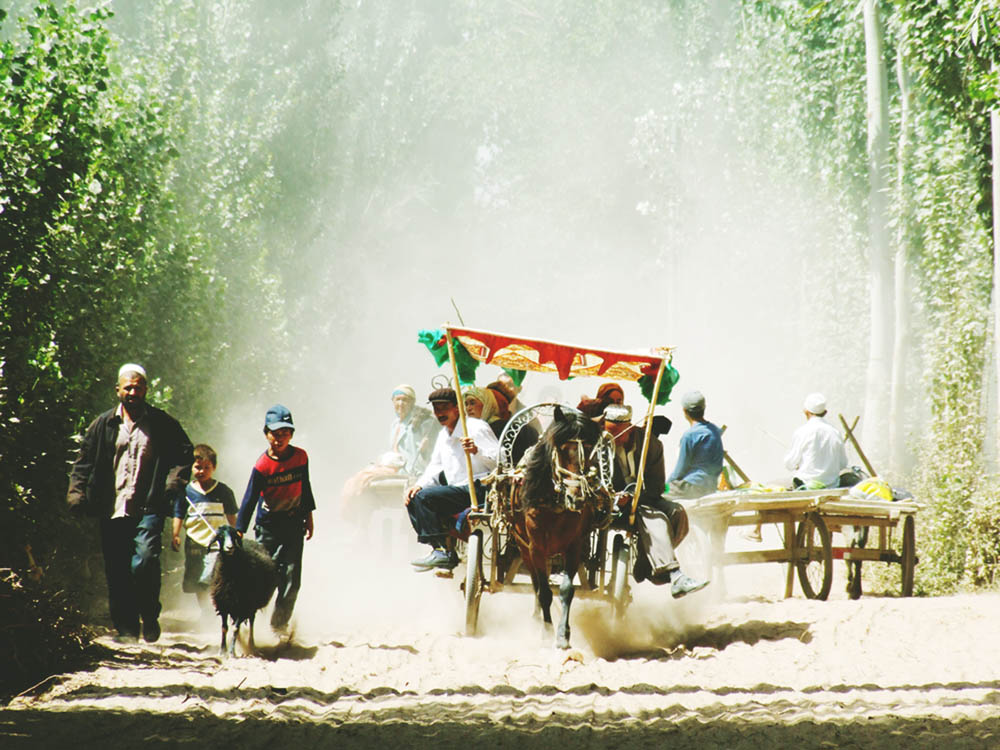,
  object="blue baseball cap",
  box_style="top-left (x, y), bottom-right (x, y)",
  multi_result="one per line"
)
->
top-left (264, 404), bottom-right (294, 431)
